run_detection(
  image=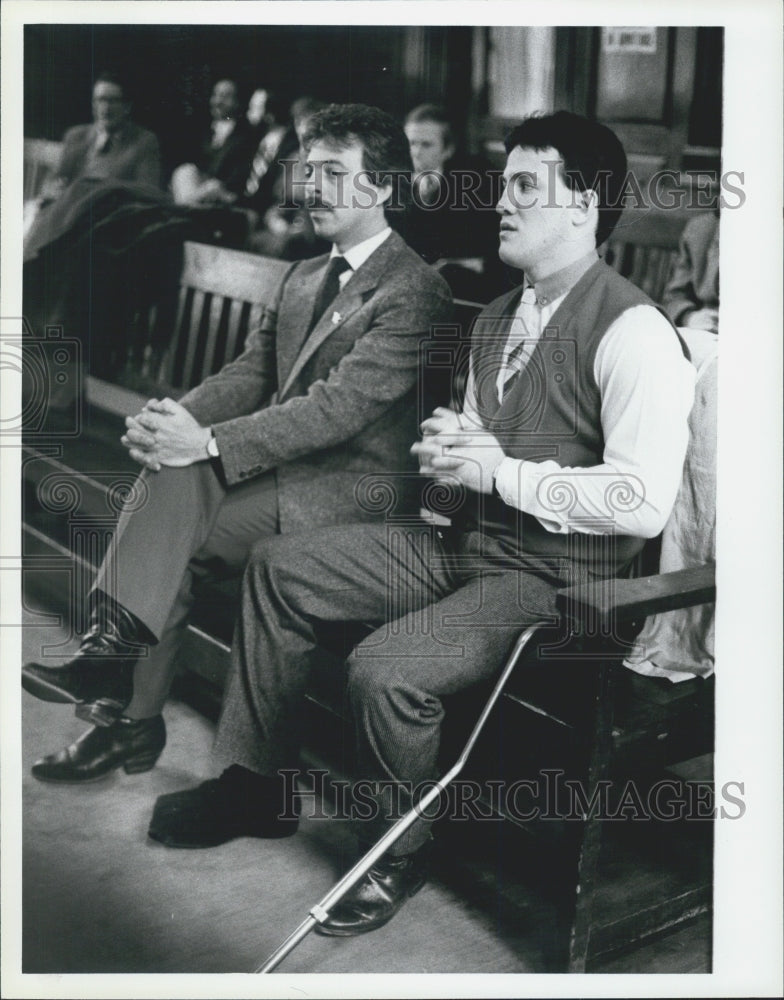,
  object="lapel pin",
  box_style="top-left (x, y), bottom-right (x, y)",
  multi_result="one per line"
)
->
top-left (331, 311), bottom-right (342, 325)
